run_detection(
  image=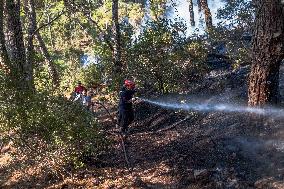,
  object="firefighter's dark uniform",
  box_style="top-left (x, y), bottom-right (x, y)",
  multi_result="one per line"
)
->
top-left (118, 86), bottom-right (136, 134)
